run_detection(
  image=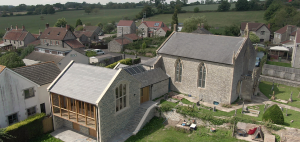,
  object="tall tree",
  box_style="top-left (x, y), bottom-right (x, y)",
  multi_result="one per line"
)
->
top-left (236, 0), bottom-right (249, 11)
top-left (85, 7), bottom-right (91, 15)
top-left (75, 19), bottom-right (83, 27)
top-left (54, 17), bottom-right (67, 27)
top-left (0, 52), bottom-right (25, 68)
top-left (171, 8), bottom-right (178, 31)
top-left (218, 0), bottom-right (231, 12)
top-left (264, 0), bottom-right (274, 9)
top-left (47, 6), bottom-right (55, 14)
top-left (181, 16), bottom-right (208, 32)
top-left (224, 24), bottom-right (240, 36)
top-left (264, 2), bottom-right (281, 21)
